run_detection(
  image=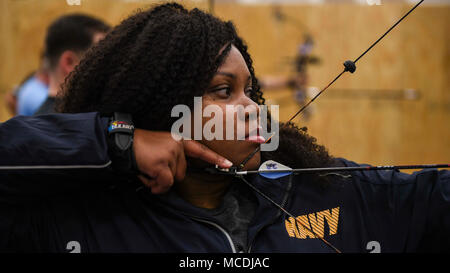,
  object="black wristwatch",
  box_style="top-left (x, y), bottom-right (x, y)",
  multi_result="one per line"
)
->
top-left (107, 112), bottom-right (139, 175)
